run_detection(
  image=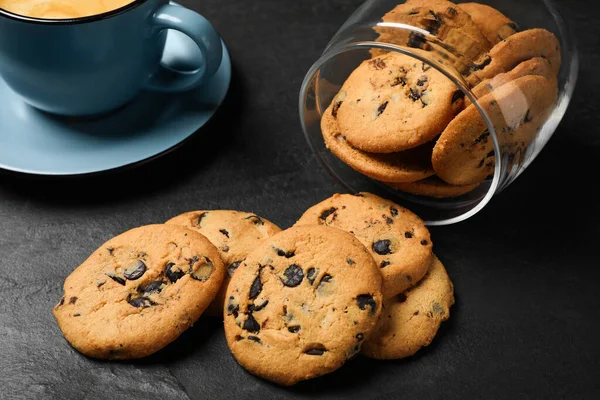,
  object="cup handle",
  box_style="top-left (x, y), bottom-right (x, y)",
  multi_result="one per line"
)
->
top-left (145, 4), bottom-right (223, 92)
